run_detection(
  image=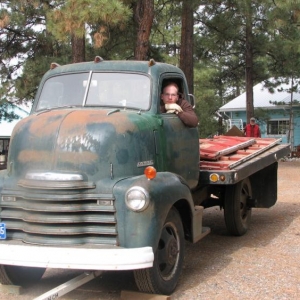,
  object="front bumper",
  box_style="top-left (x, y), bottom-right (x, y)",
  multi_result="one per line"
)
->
top-left (0, 243), bottom-right (154, 270)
